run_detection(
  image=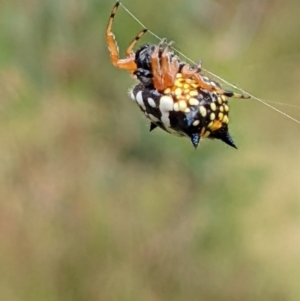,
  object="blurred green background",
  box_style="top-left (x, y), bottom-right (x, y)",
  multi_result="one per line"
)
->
top-left (1, 0), bottom-right (300, 300)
